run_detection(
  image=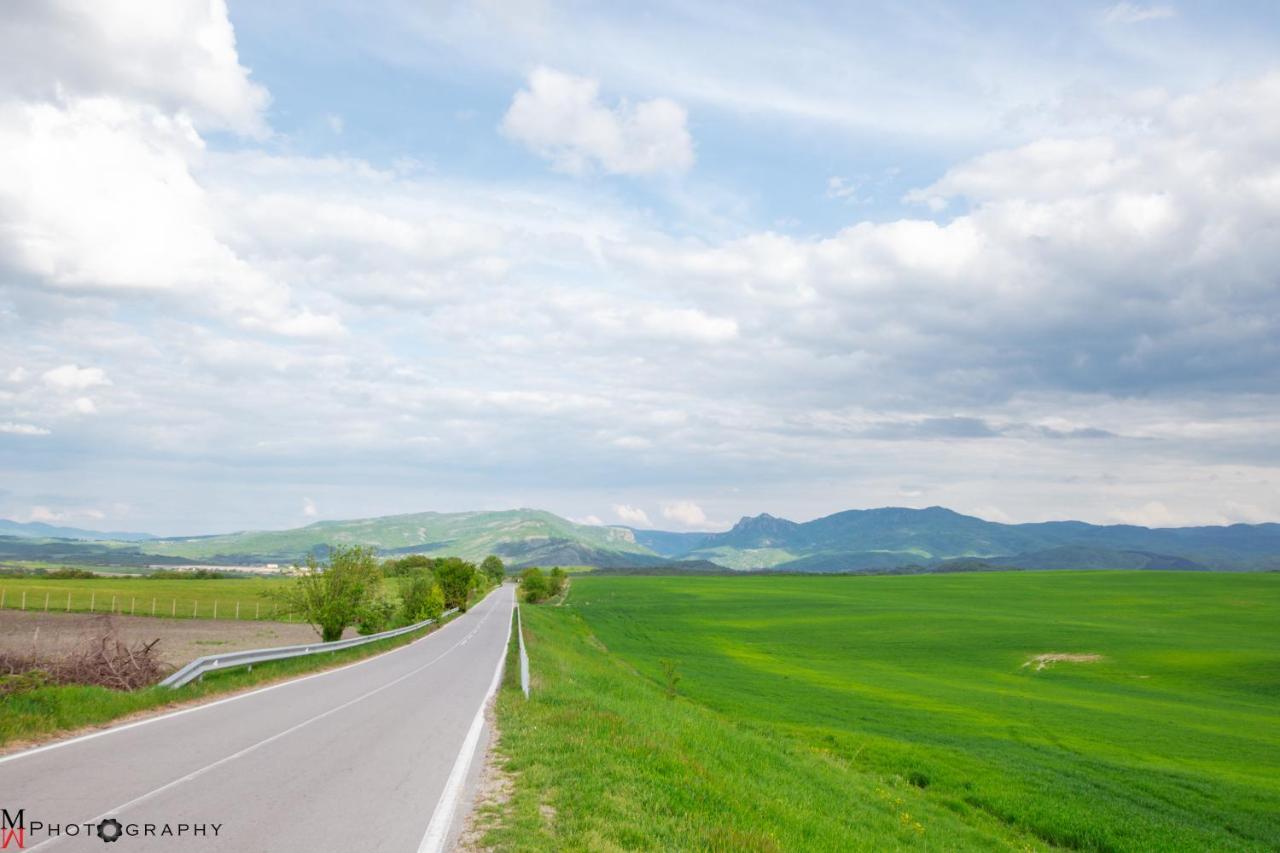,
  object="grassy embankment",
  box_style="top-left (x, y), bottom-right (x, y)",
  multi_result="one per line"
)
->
top-left (0, 576), bottom-right (292, 620)
top-left (0, 585), bottom-right (496, 749)
top-left (482, 571), bottom-right (1280, 851)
